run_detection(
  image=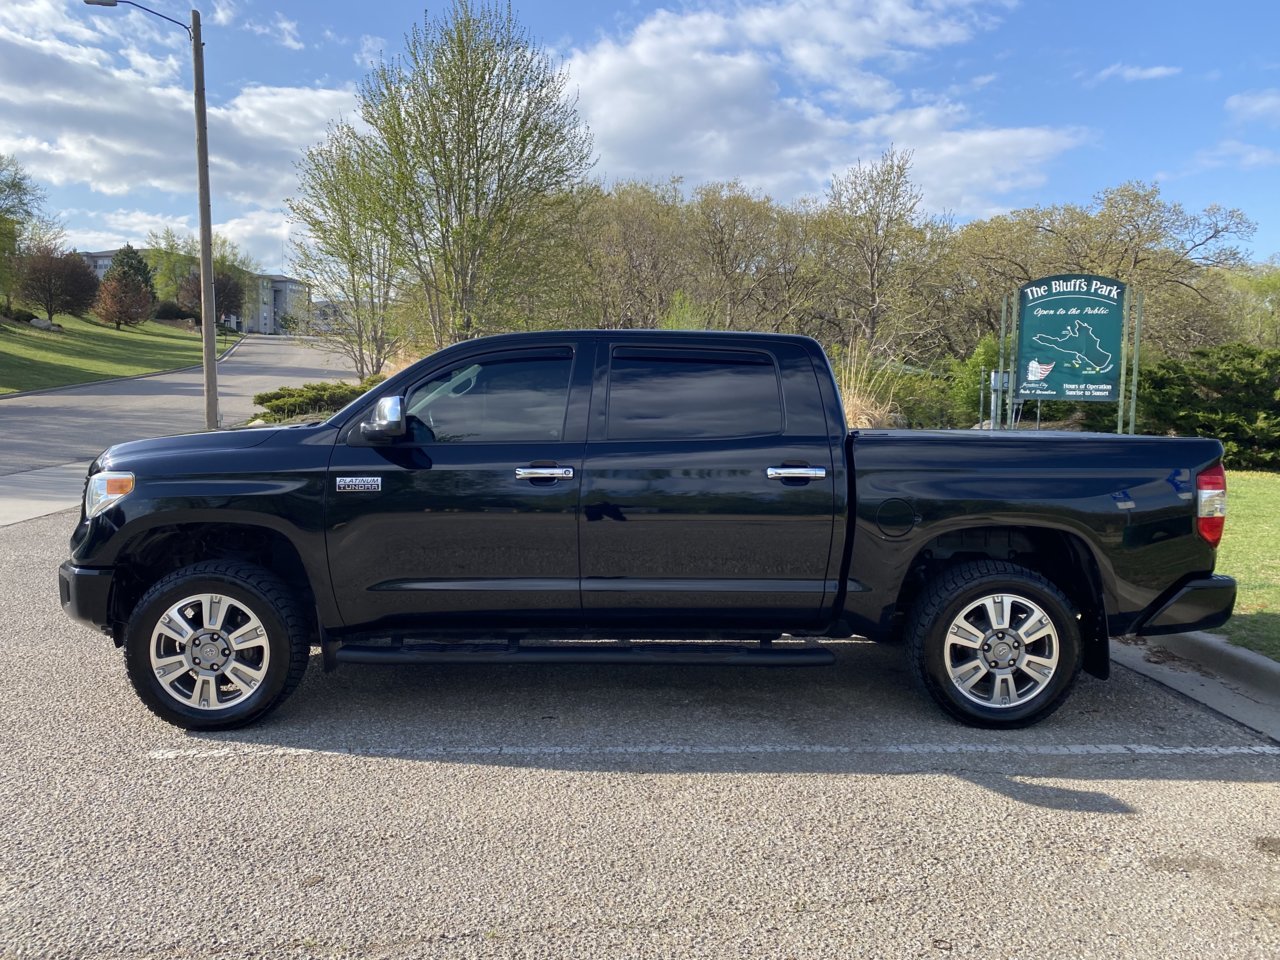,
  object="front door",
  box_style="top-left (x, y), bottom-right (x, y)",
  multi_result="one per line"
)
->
top-left (326, 344), bottom-right (589, 633)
